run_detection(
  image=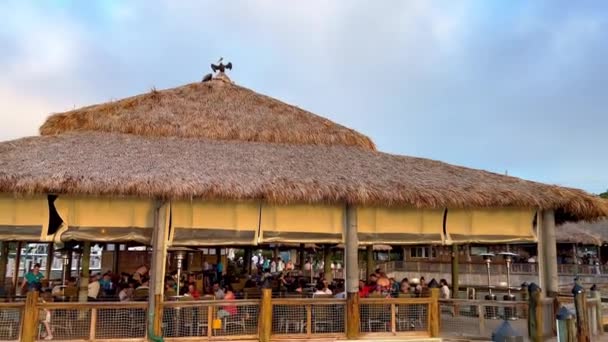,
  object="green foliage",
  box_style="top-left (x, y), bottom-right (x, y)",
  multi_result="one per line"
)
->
top-left (600, 190), bottom-right (608, 199)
